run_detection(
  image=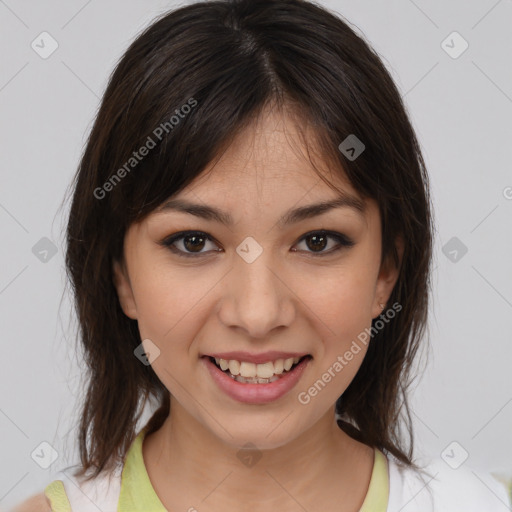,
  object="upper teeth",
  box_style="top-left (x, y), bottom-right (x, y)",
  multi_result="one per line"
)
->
top-left (214, 357), bottom-right (302, 378)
